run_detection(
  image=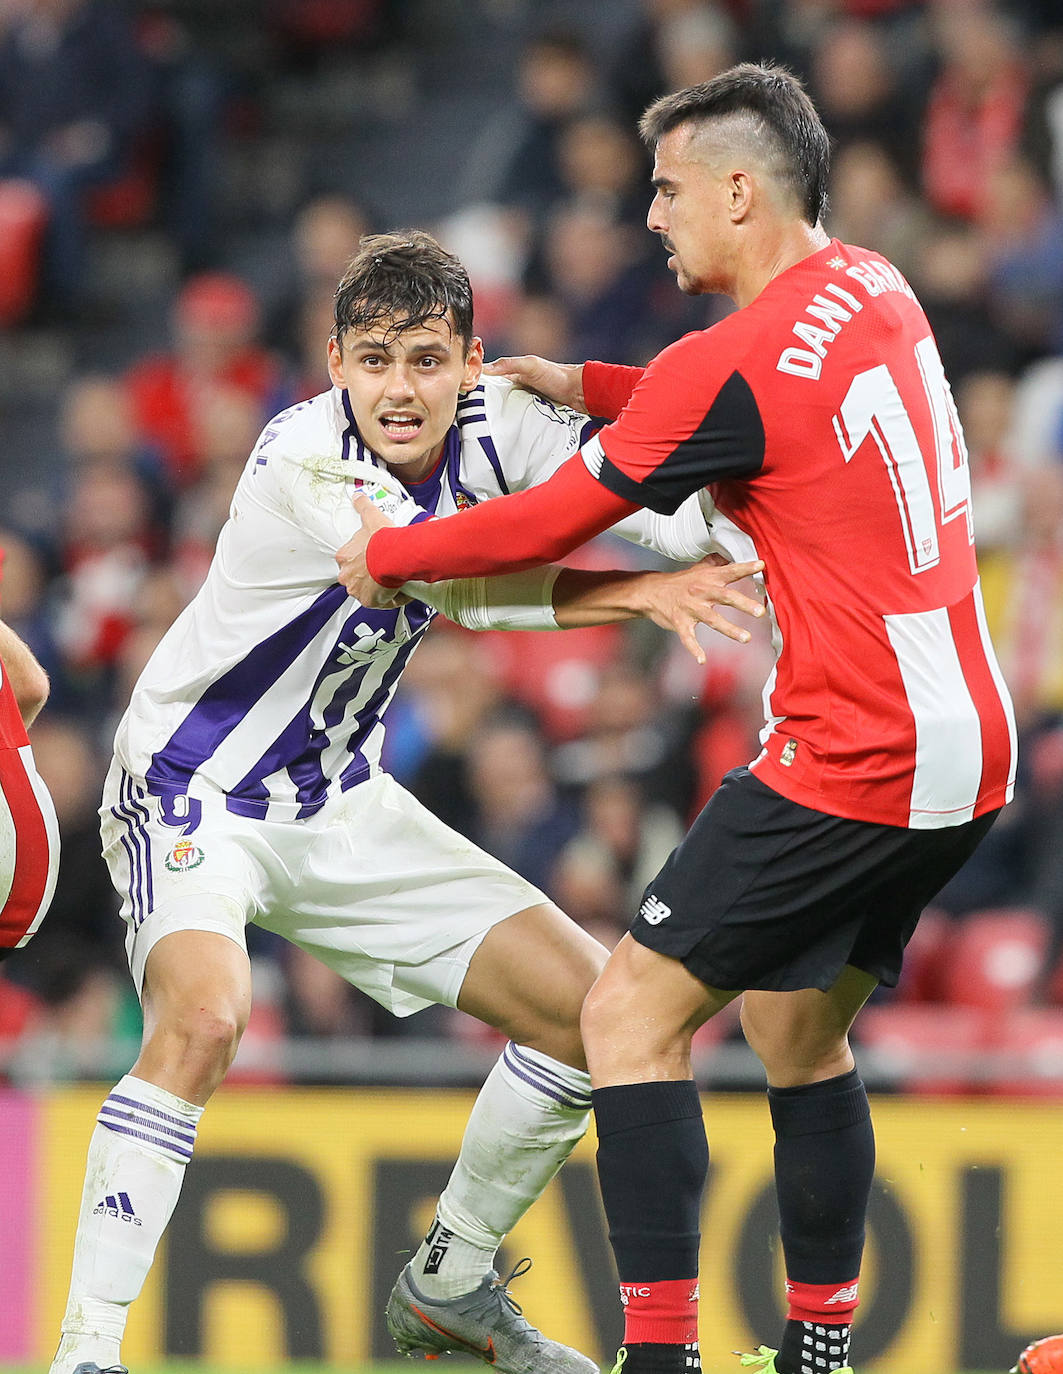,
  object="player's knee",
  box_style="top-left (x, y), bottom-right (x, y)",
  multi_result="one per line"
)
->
top-left (740, 1003), bottom-right (847, 1084)
top-left (579, 973), bottom-right (629, 1051)
top-left (168, 1002), bottom-right (246, 1071)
